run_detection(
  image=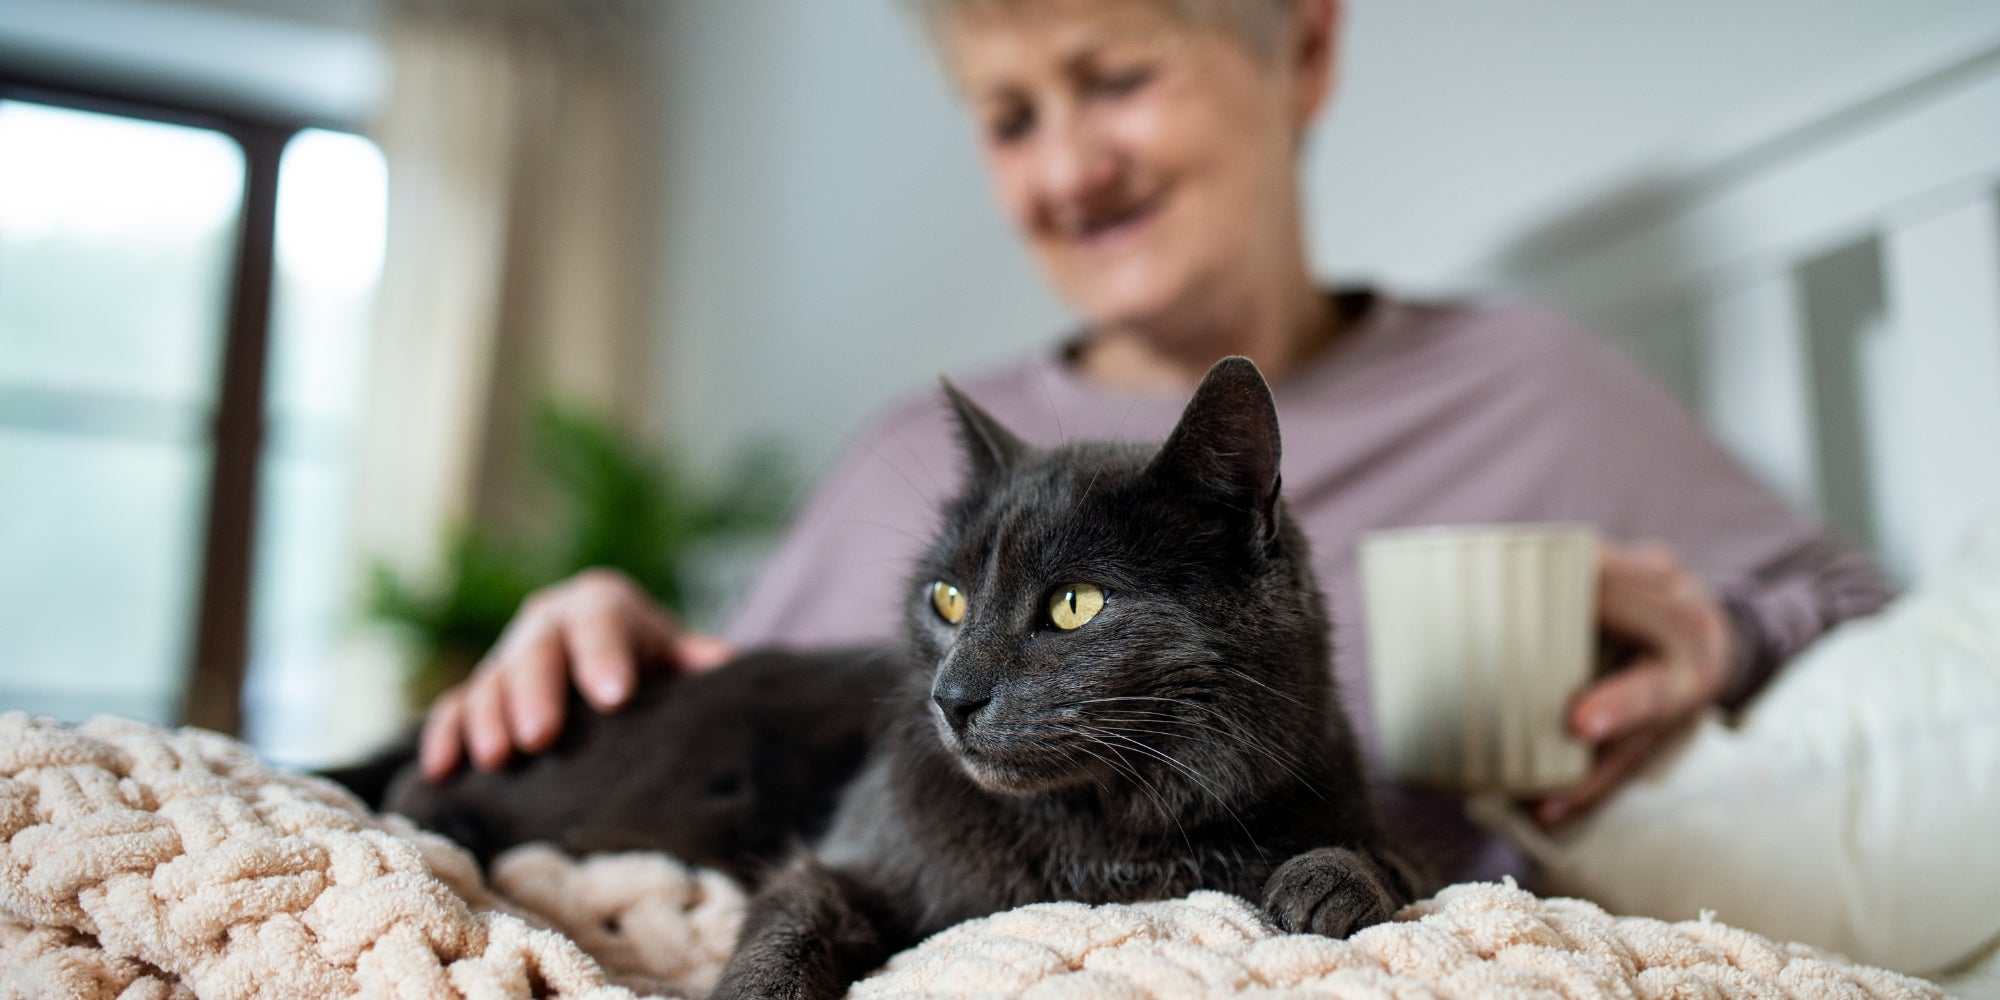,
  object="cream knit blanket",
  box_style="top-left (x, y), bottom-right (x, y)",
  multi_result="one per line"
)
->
top-left (0, 713), bottom-right (1943, 1000)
